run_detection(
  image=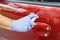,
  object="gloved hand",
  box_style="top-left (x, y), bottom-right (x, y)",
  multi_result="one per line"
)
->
top-left (12, 13), bottom-right (39, 32)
